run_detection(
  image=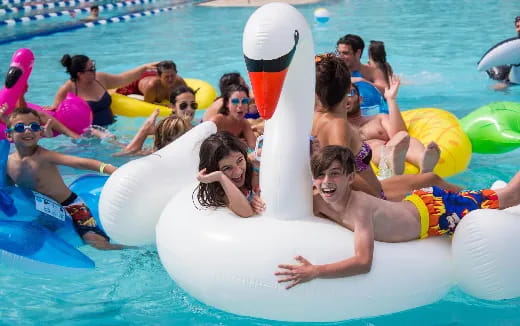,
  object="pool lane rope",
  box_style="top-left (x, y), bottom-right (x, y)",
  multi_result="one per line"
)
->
top-left (0, 0), bottom-right (98, 16)
top-left (0, 0), bottom-right (159, 25)
top-left (0, 1), bottom-right (194, 45)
